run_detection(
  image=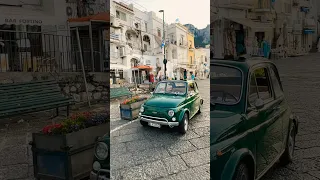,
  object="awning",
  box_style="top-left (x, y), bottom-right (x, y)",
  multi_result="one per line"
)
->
top-left (303, 29), bottom-right (315, 34)
top-left (110, 64), bottom-right (130, 70)
top-left (68, 12), bottom-right (110, 23)
top-left (132, 65), bottom-right (152, 70)
top-left (226, 17), bottom-right (274, 31)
